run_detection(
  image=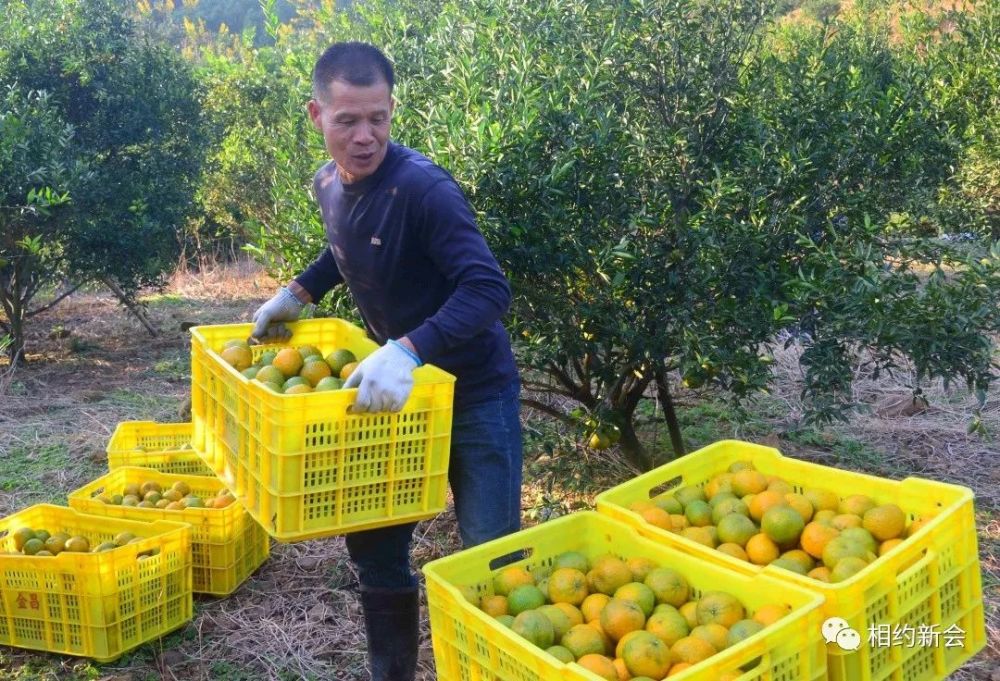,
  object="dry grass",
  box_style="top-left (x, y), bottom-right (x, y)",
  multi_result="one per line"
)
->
top-left (0, 260), bottom-right (996, 679)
